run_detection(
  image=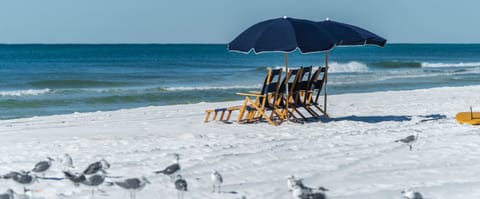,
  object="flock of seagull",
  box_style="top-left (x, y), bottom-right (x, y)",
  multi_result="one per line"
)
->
top-left (0, 132), bottom-right (423, 199)
top-left (0, 153), bottom-right (193, 199)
